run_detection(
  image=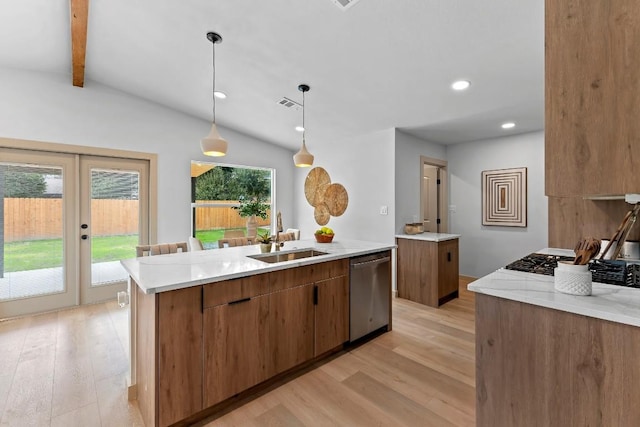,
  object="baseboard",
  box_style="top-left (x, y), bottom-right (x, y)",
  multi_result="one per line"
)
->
top-left (392, 289), bottom-right (398, 298)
